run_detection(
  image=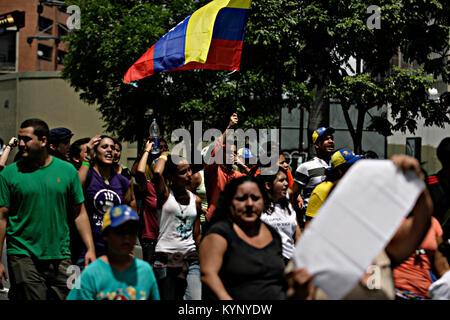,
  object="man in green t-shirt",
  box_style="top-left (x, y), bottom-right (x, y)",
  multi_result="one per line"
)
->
top-left (0, 118), bottom-right (96, 300)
